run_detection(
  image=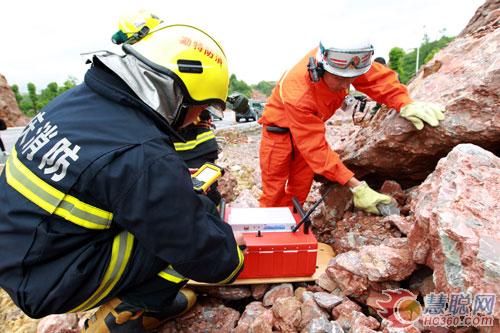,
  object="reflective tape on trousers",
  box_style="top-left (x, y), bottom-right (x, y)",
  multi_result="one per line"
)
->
top-left (70, 231), bottom-right (134, 312)
top-left (158, 265), bottom-right (188, 284)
